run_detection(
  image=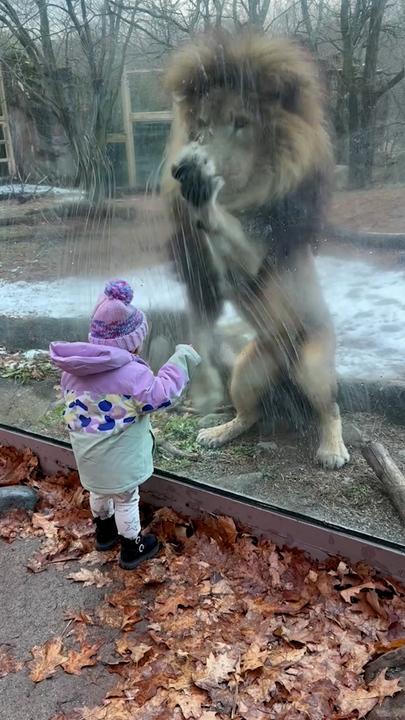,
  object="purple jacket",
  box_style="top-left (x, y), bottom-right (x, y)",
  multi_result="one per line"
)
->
top-left (49, 342), bottom-right (201, 435)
